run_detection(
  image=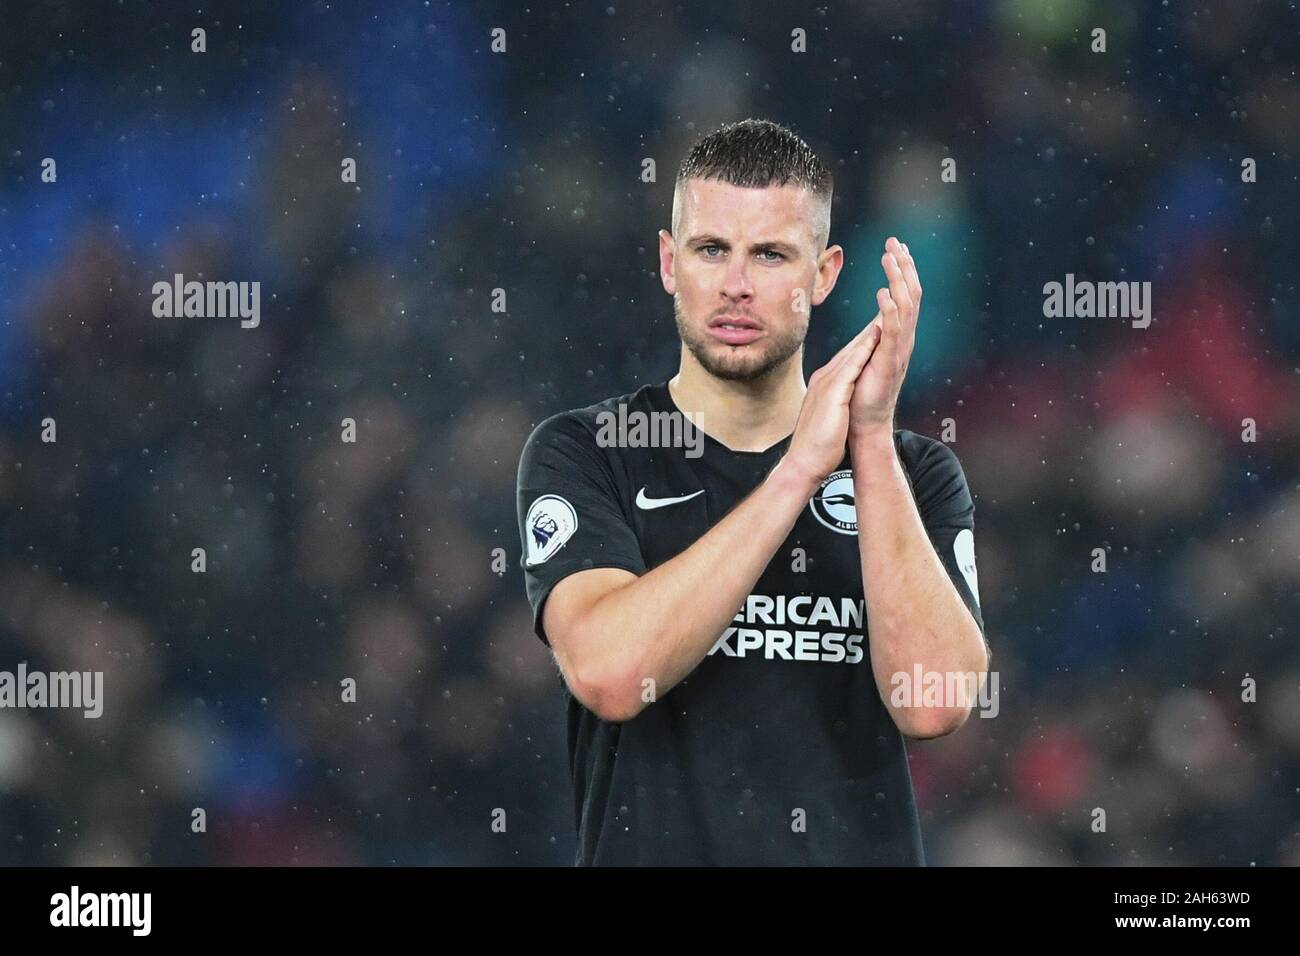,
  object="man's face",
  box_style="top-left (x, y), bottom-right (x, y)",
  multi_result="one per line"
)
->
top-left (659, 178), bottom-right (840, 382)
